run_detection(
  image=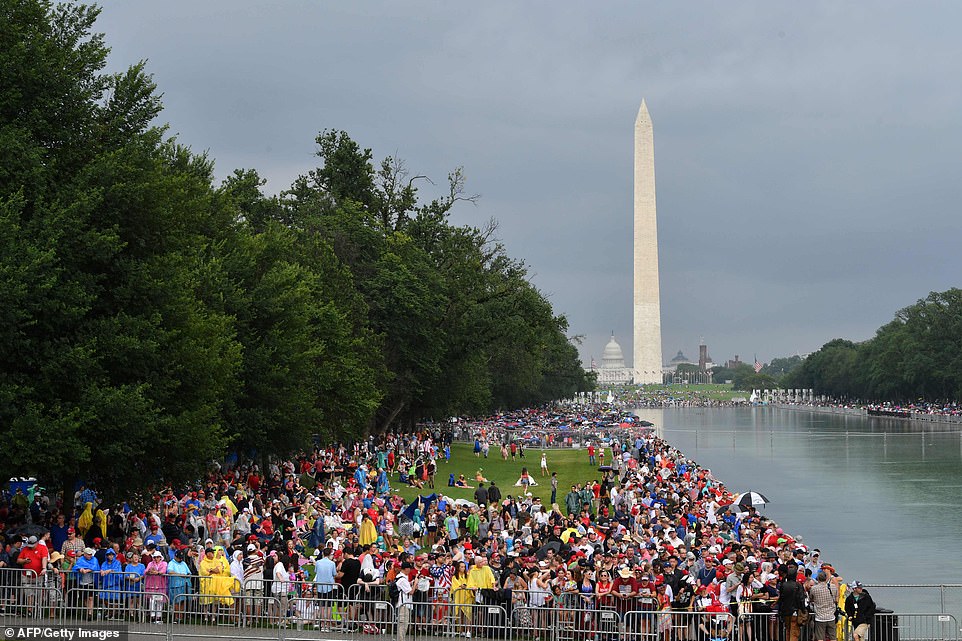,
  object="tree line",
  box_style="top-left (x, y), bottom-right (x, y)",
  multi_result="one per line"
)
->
top-left (705, 290), bottom-right (962, 400)
top-left (782, 289), bottom-right (962, 402)
top-left (0, 1), bottom-right (594, 495)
